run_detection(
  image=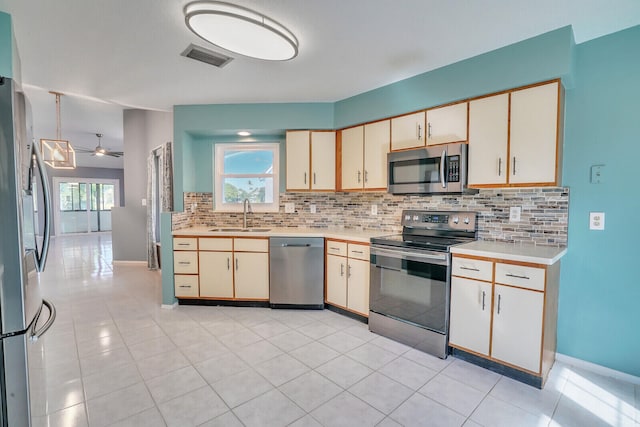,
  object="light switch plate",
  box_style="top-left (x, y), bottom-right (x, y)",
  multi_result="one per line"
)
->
top-left (509, 206), bottom-right (521, 222)
top-left (590, 165), bottom-right (604, 184)
top-left (310, 204), bottom-right (316, 214)
top-left (371, 204), bottom-right (378, 216)
top-left (590, 212), bottom-right (605, 230)
top-left (285, 203), bottom-right (295, 213)
top-left (141, 198), bottom-right (147, 207)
